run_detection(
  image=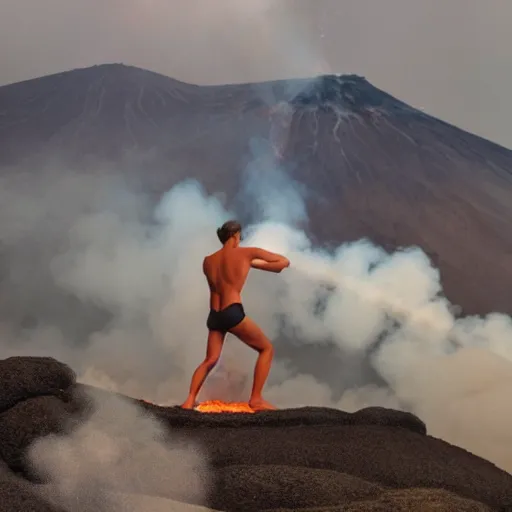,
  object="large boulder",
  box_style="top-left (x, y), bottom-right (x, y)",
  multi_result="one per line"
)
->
top-left (0, 462), bottom-right (64, 512)
top-left (0, 357), bottom-right (76, 413)
top-left (0, 395), bottom-right (75, 477)
top-left (210, 465), bottom-right (382, 511)
top-left (153, 410), bottom-right (512, 511)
